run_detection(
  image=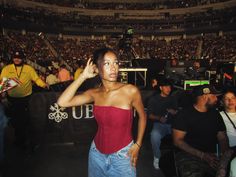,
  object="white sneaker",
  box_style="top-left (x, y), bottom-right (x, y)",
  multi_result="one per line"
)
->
top-left (153, 157), bottom-right (159, 169)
